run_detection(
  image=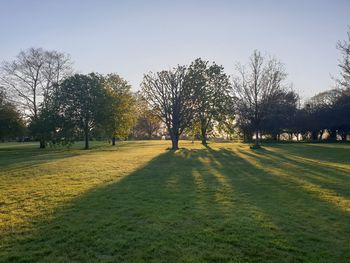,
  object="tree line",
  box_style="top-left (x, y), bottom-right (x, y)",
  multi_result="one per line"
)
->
top-left (1, 30), bottom-right (349, 149)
